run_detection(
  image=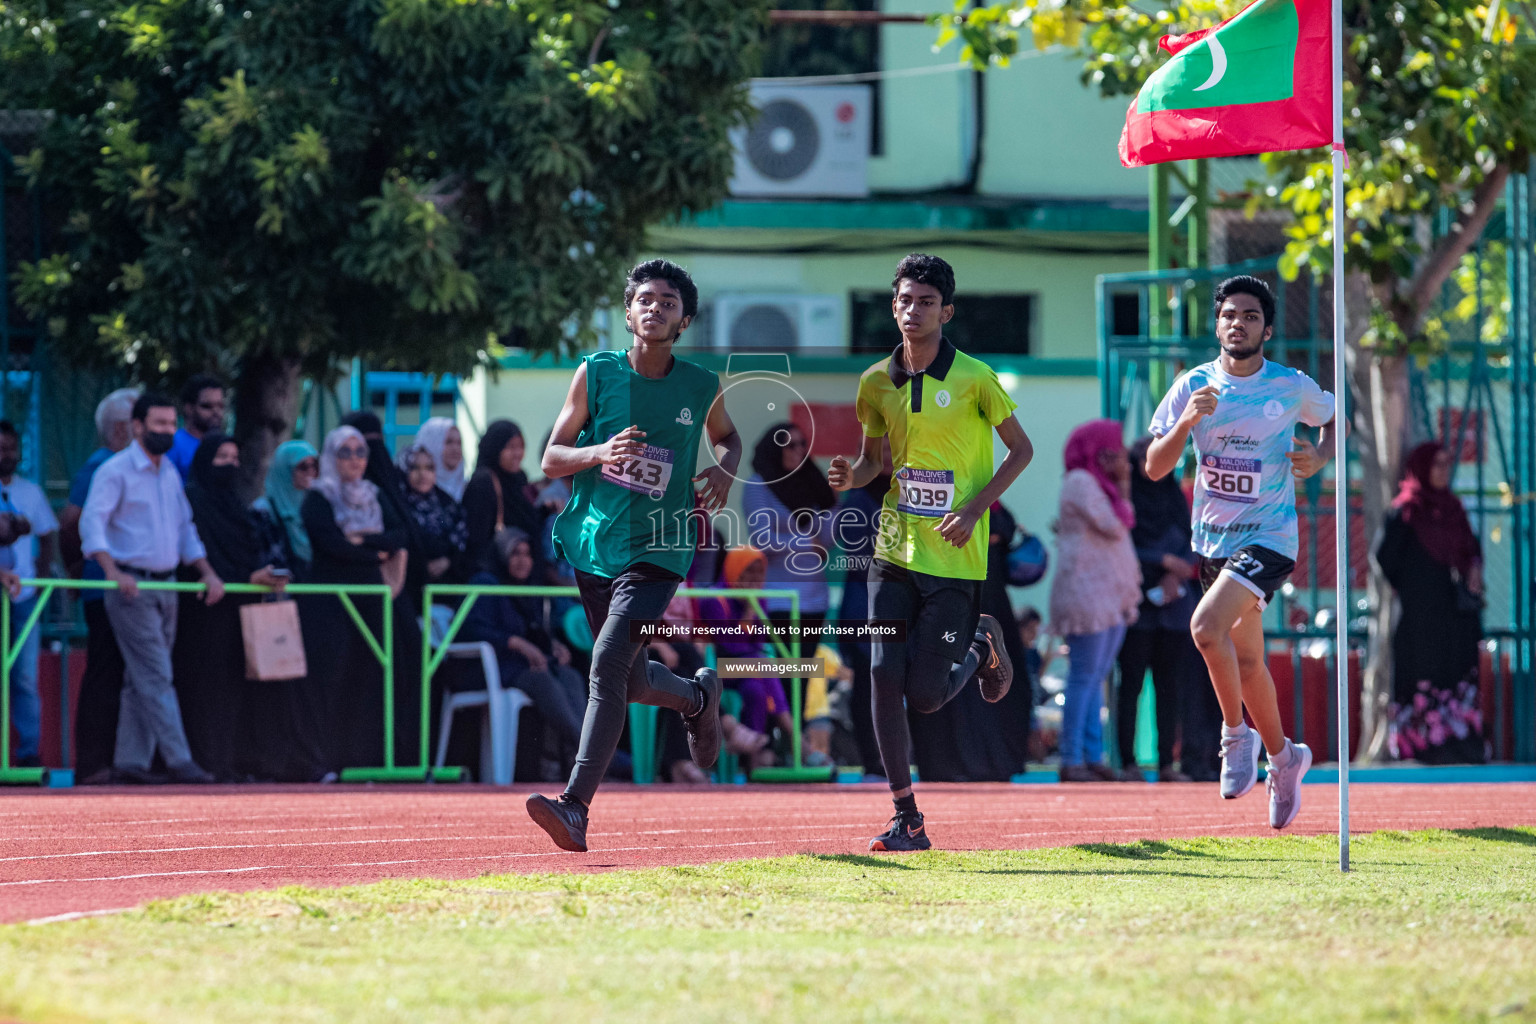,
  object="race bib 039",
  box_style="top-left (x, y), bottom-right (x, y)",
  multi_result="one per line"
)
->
top-left (602, 443), bottom-right (674, 500)
top-left (1200, 455), bottom-right (1261, 505)
top-left (895, 467), bottom-right (956, 517)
